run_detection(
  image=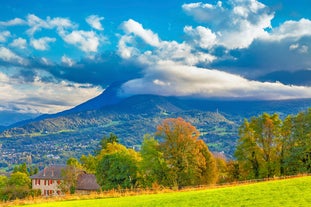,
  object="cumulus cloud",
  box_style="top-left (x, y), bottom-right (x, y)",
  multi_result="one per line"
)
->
top-left (120, 61), bottom-right (311, 100)
top-left (0, 47), bottom-right (27, 65)
top-left (268, 18), bottom-right (311, 41)
top-left (182, 0), bottom-right (273, 49)
top-left (26, 14), bottom-right (75, 36)
top-left (118, 19), bottom-right (216, 65)
top-left (59, 30), bottom-right (100, 52)
top-left (86, 15), bottom-right (104, 30)
top-left (30, 37), bottom-right (56, 50)
top-left (10, 38), bottom-right (27, 49)
top-left (0, 31), bottom-right (11, 42)
top-left (0, 71), bottom-right (102, 114)
top-left (184, 26), bottom-right (216, 49)
top-left (0, 18), bottom-right (26, 26)
top-left (121, 19), bottom-right (160, 47)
